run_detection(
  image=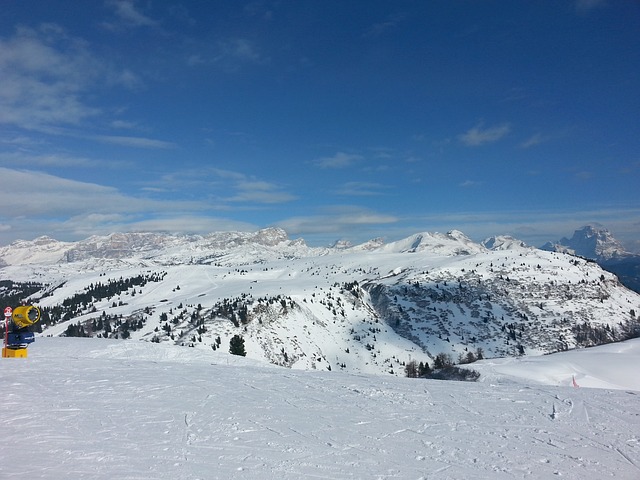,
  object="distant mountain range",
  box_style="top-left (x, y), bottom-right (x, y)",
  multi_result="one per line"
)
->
top-left (1, 227), bottom-right (639, 376)
top-left (540, 225), bottom-right (640, 292)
